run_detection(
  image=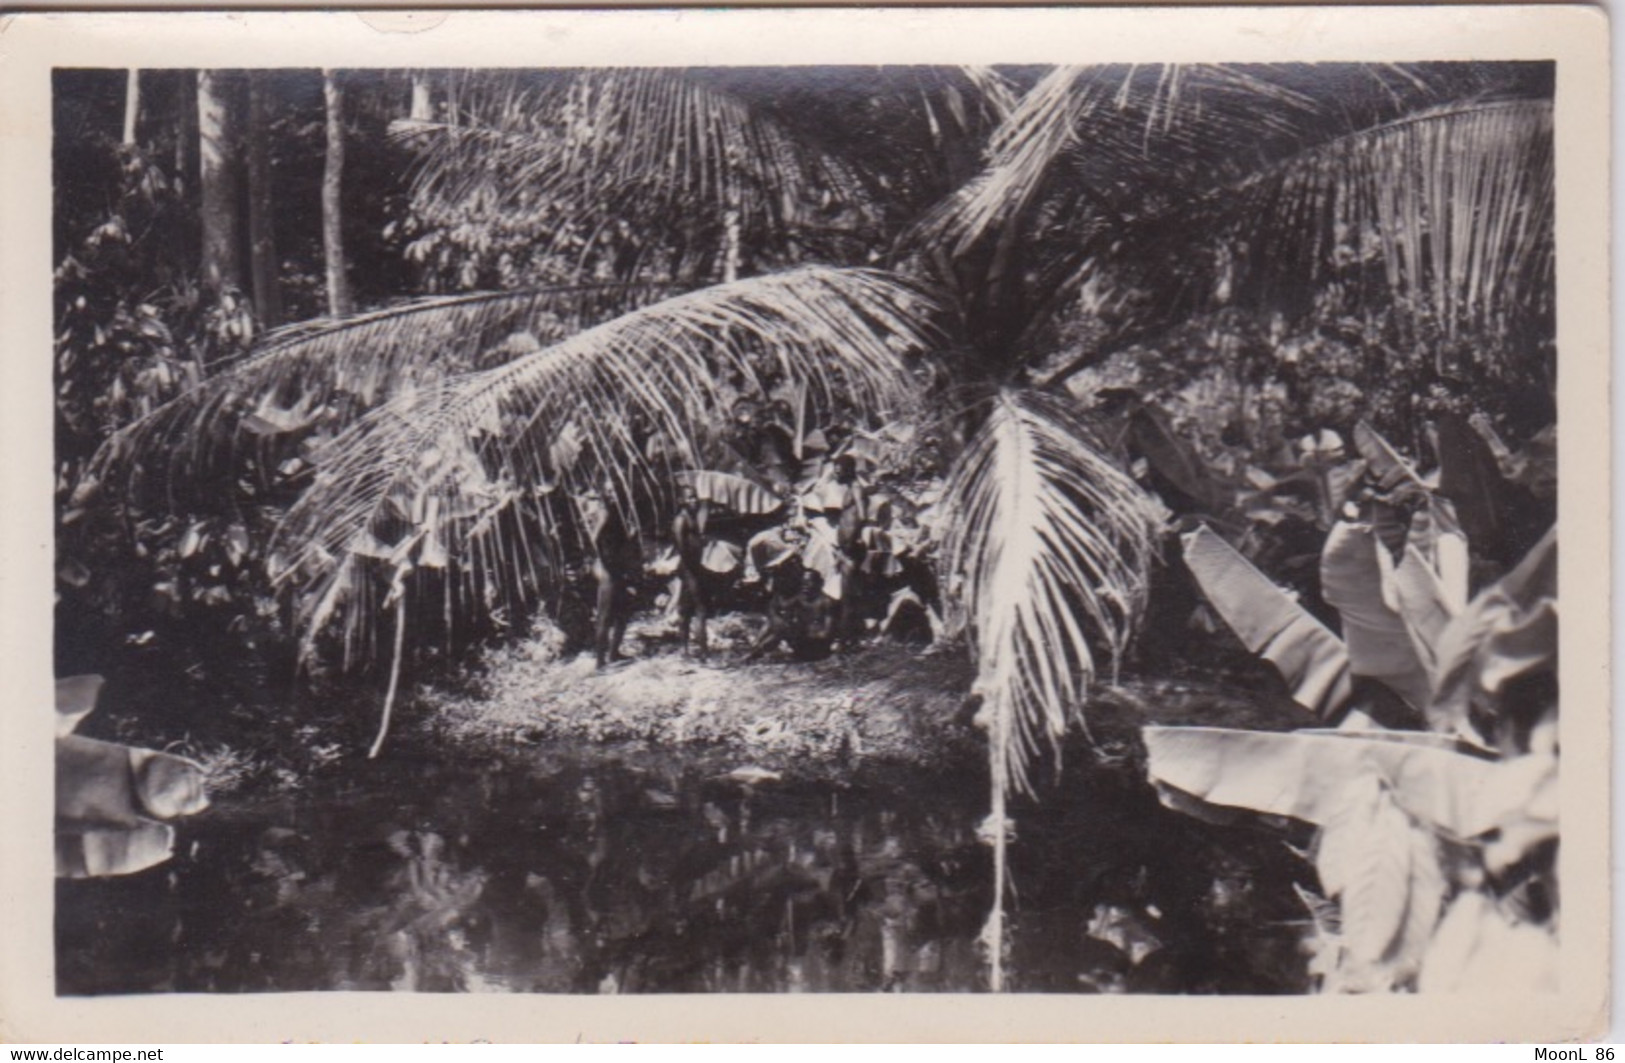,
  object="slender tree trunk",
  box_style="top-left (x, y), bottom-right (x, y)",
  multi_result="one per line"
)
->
top-left (197, 70), bottom-right (243, 294)
top-left (322, 69), bottom-right (354, 317)
top-left (245, 73), bottom-right (283, 328)
top-left (721, 182), bottom-right (742, 284)
top-left (174, 72), bottom-right (195, 190)
top-left (721, 210), bottom-right (741, 284)
top-left (410, 71), bottom-right (433, 121)
top-left (121, 69), bottom-right (140, 146)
